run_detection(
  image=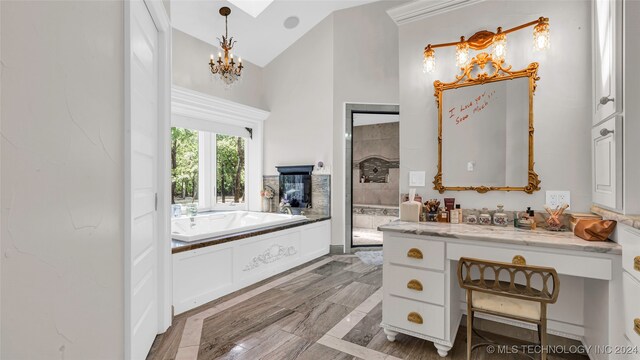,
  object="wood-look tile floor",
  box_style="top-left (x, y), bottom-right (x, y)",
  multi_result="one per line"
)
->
top-left (147, 255), bottom-right (589, 360)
